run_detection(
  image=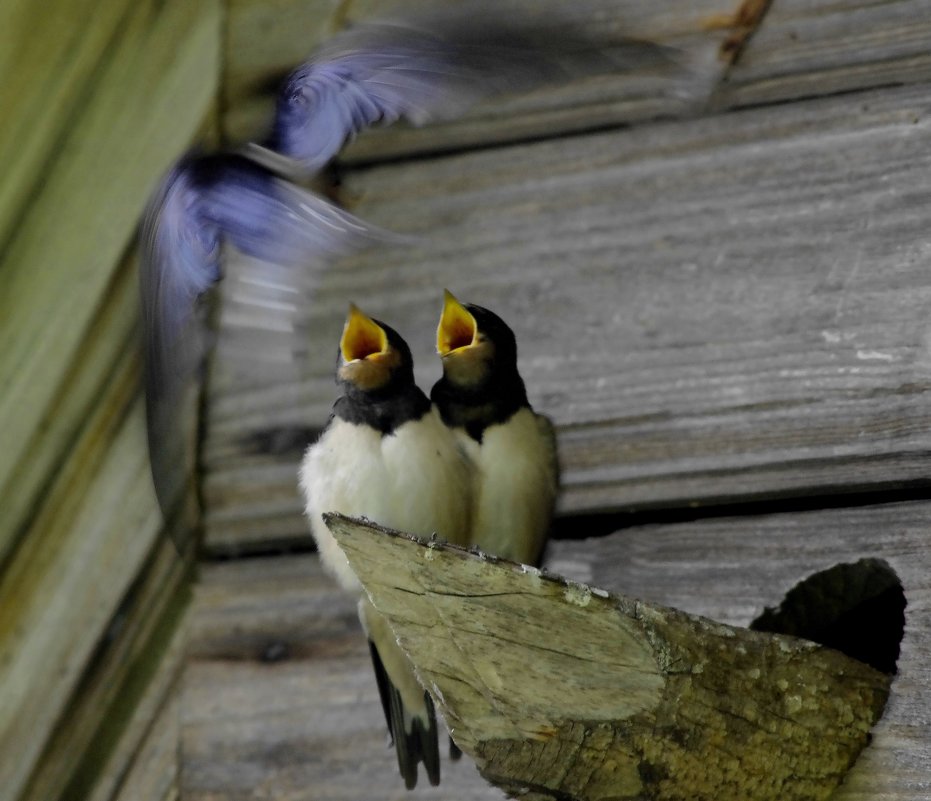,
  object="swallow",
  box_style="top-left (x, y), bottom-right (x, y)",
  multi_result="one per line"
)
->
top-left (267, 11), bottom-right (681, 175)
top-left (138, 150), bottom-right (389, 516)
top-left (431, 290), bottom-right (558, 567)
top-left (299, 304), bottom-right (473, 789)
top-left (140, 11), bottom-right (679, 517)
